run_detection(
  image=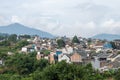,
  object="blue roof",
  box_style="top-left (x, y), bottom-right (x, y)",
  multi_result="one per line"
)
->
top-left (56, 51), bottom-right (62, 55)
top-left (103, 43), bottom-right (113, 49)
top-left (32, 44), bottom-right (35, 48)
